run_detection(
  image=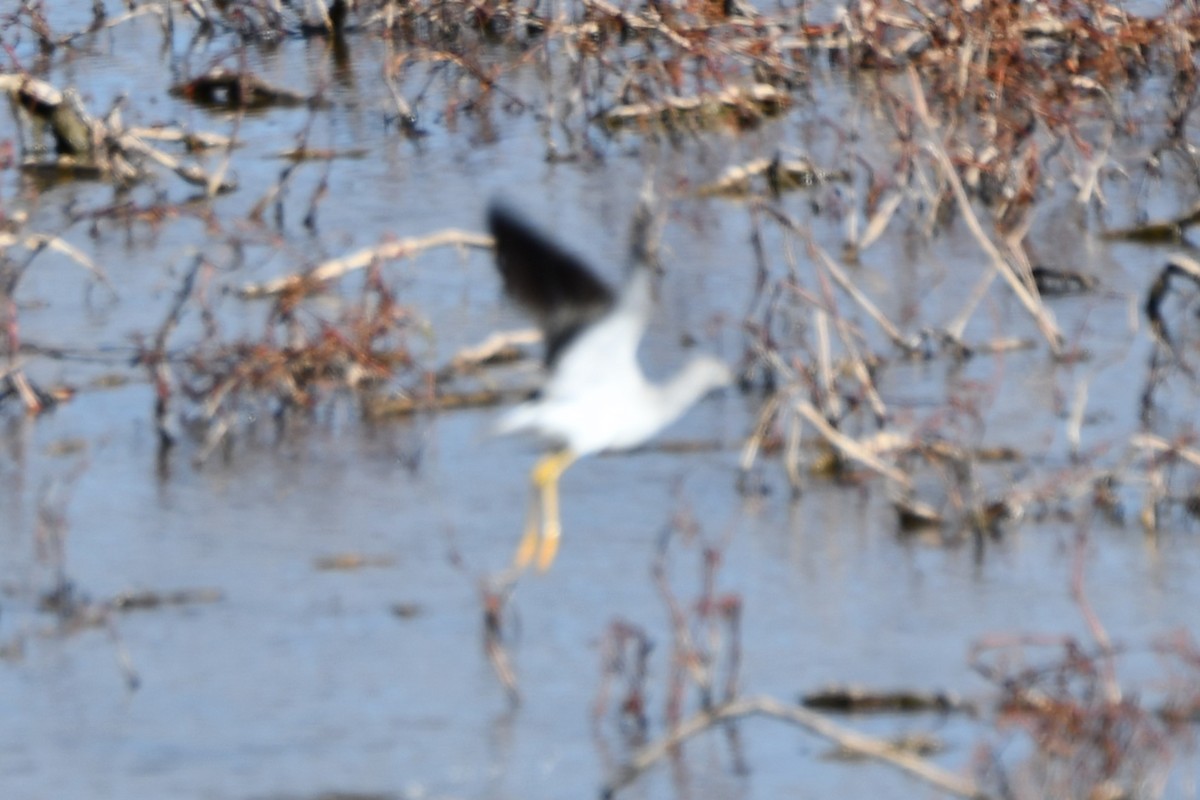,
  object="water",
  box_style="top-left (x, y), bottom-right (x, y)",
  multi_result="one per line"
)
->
top-left (1, 3), bottom-right (1198, 799)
